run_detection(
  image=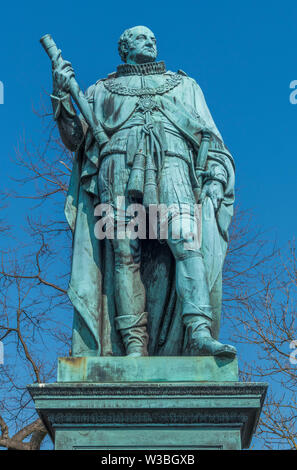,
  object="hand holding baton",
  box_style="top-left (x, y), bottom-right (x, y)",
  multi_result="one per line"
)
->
top-left (40, 34), bottom-right (108, 148)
